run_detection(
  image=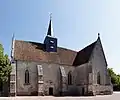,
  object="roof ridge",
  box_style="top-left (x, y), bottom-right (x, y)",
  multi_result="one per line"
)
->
top-left (58, 46), bottom-right (77, 52)
top-left (15, 40), bottom-right (43, 44)
top-left (78, 41), bottom-right (97, 52)
top-left (15, 40), bottom-right (77, 53)
top-left (14, 40), bottom-right (77, 65)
